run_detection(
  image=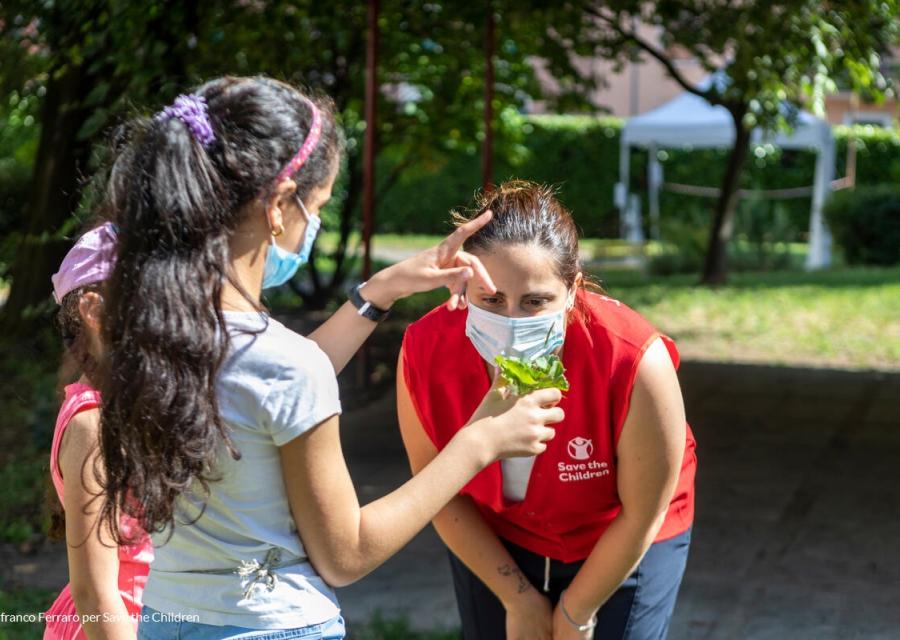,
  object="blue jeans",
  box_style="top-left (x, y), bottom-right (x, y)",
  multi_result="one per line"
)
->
top-left (137, 606), bottom-right (345, 640)
top-left (450, 527), bottom-right (692, 640)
